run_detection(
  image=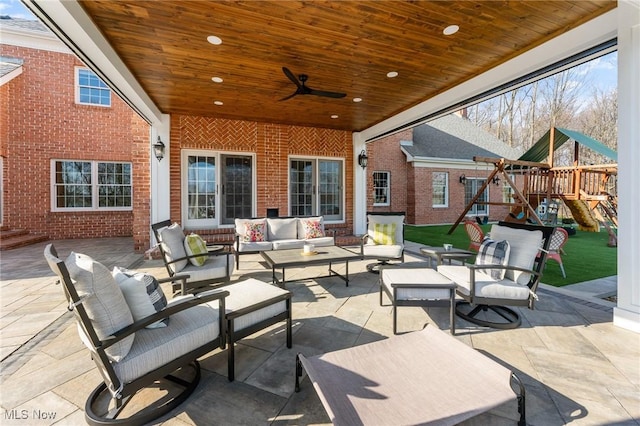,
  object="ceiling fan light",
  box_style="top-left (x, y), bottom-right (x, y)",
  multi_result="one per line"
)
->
top-left (207, 35), bottom-right (222, 45)
top-left (443, 25), bottom-right (459, 36)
